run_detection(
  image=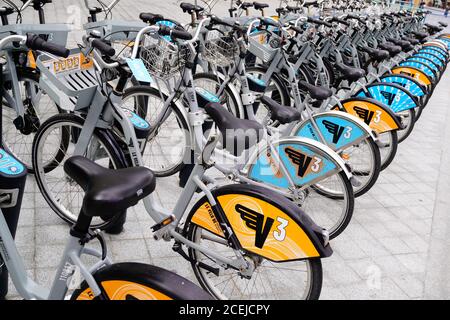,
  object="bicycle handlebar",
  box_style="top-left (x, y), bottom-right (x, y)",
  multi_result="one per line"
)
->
top-left (25, 33), bottom-right (70, 57)
top-left (91, 39), bottom-right (116, 57)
